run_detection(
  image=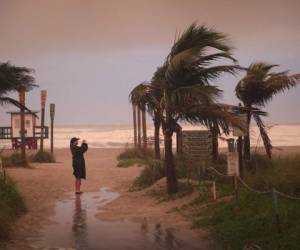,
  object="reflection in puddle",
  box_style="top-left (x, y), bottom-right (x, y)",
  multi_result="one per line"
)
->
top-left (30, 187), bottom-right (204, 250)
